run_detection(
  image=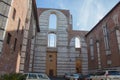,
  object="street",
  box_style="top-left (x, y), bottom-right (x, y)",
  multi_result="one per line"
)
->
top-left (50, 77), bottom-right (65, 80)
